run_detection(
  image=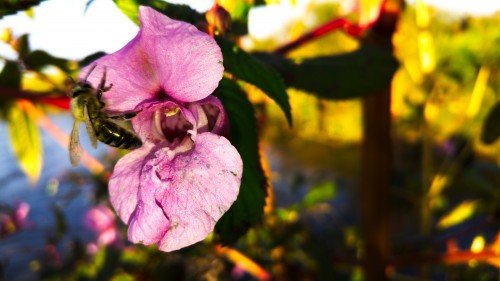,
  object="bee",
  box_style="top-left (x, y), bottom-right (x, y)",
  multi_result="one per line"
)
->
top-left (69, 64), bottom-right (142, 166)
